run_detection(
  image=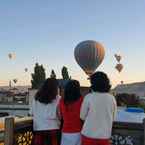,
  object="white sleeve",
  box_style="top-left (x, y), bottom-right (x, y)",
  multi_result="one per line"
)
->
top-left (80, 95), bottom-right (89, 121)
top-left (29, 98), bottom-right (35, 116)
top-left (112, 96), bottom-right (117, 121)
